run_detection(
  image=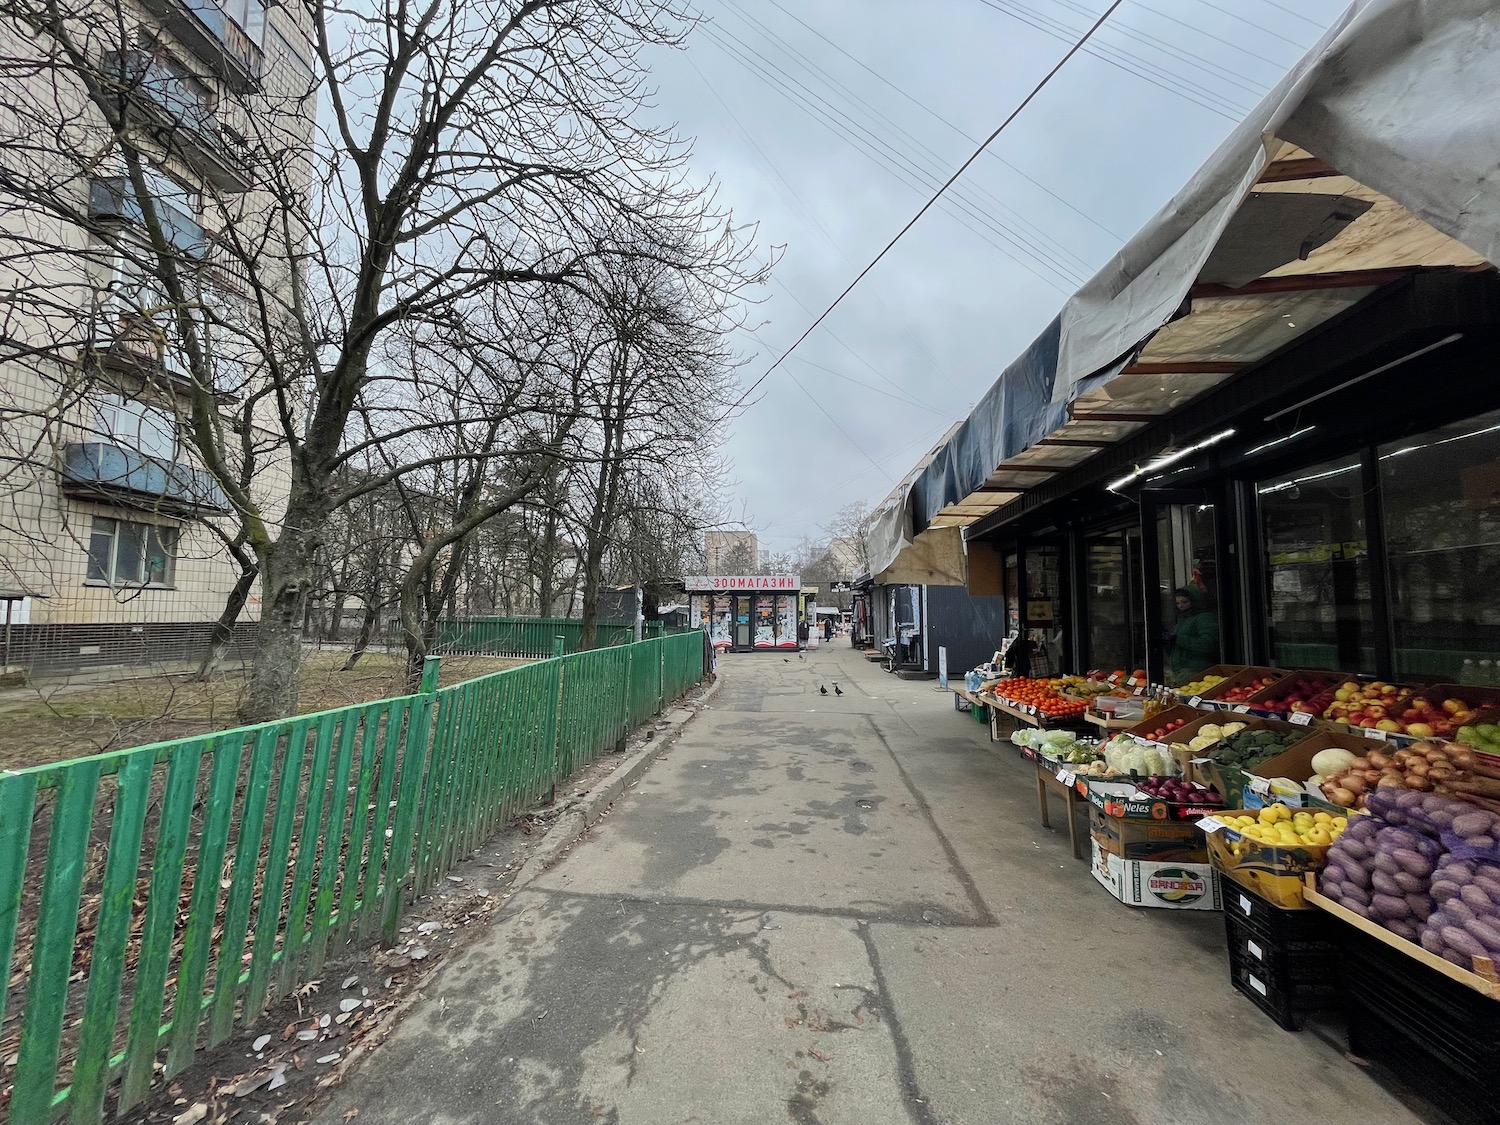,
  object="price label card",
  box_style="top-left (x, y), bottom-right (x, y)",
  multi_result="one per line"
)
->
top-left (1108, 673), bottom-right (1122, 684)
top-left (1248, 775), bottom-right (1271, 796)
top-left (1233, 705), bottom-right (1251, 714)
top-left (1058, 770), bottom-right (1075, 788)
top-left (1290, 711), bottom-right (1314, 727)
top-left (1198, 816), bottom-right (1225, 834)
top-left (1133, 686), bottom-right (1145, 697)
top-left (1367, 728), bottom-right (1389, 742)
top-left (1189, 696), bottom-right (1203, 708)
